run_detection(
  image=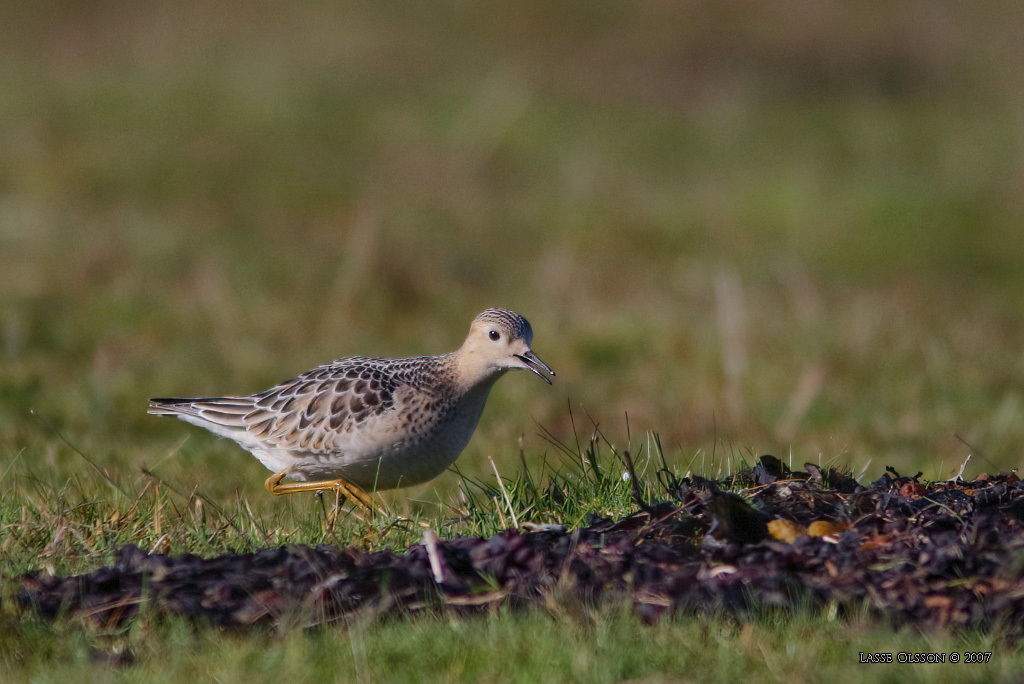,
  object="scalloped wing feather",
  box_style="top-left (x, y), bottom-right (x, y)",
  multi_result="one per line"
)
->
top-left (238, 356), bottom-right (446, 453)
